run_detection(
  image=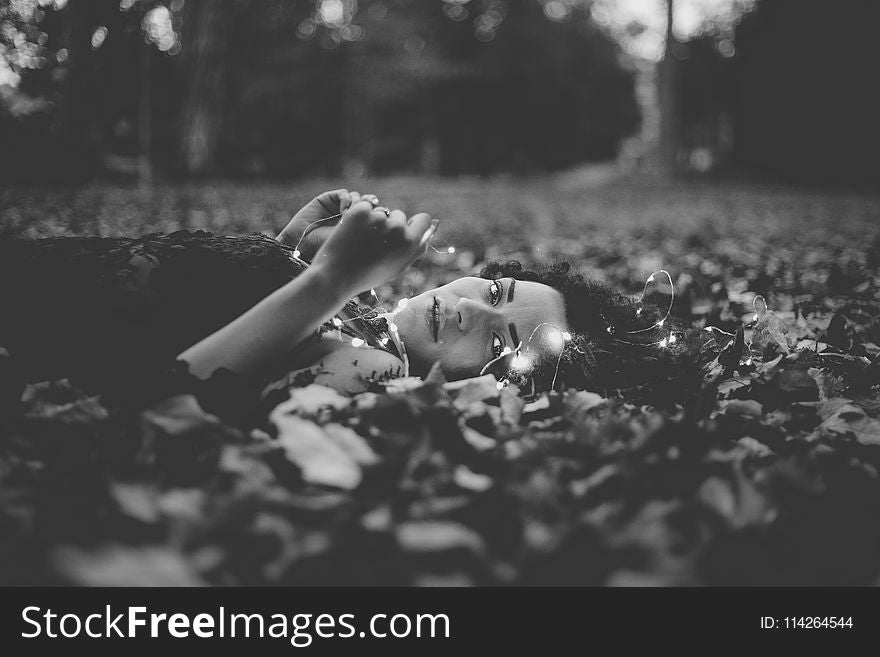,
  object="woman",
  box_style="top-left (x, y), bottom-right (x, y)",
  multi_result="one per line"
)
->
top-left (0, 189), bottom-right (690, 424)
